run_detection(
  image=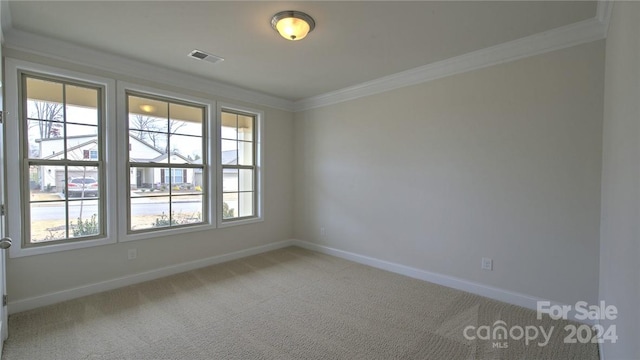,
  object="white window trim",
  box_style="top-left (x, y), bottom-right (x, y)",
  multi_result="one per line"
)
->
top-left (5, 58), bottom-right (117, 258)
top-left (116, 81), bottom-right (217, 242)
top-left (216, 103), bottom-right (264, 228)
